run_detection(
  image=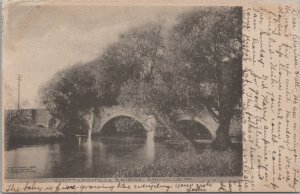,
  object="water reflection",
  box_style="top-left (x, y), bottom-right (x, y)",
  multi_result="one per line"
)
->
top-left (85, 134), bottom-right (93, 174)
top-left (146, 139), bottom-right (155, 160)
top-left (145, 115), bottom-right (156, 160)
top-left (6, 136), bottom-right (161, 178)
top-left (5, 144), bottom-right (58, 178)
